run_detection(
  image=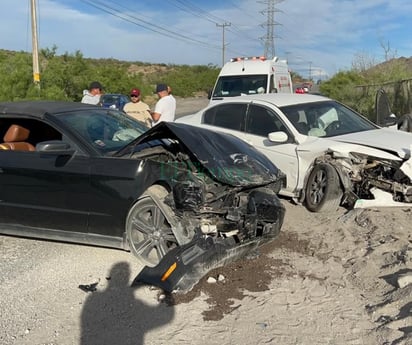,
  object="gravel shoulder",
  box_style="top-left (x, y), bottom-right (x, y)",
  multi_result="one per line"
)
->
top-left (2, 201), bottom-right (411, 345)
